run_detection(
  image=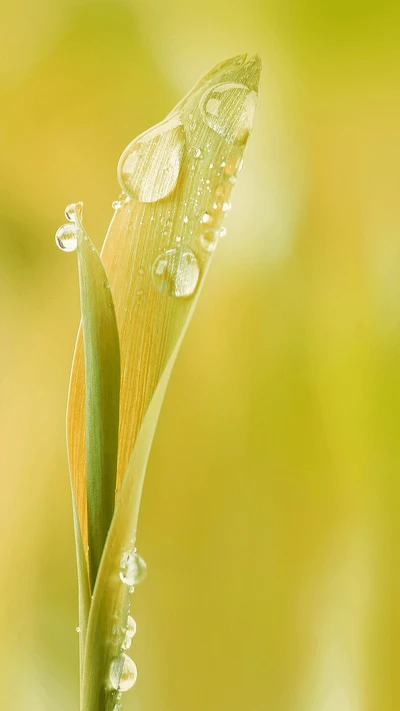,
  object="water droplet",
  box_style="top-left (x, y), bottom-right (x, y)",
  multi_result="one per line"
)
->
top-left (121, 636), bottom-right (132, 651)
top-left (219, 226), bottom-right (227, 238)
top-left (76, 626), bottom-right (81, 633)
top-left (199, 83), bottom-right (257, 144)
top-left (55, 224), bottom-right (77, 252)
top-left (222, 202), bottom-right (232, 213)
top-left (119, 552), bottom-right (147, 587)
top-left (118, 115), bottom-right (185, 203)
top-left (65, 204), bottom-right (77, 222)
top-left (193, 148), bottom-right (202, 159)
top-left (126, 616), bottom-right (137, 638)
top-left (200, 229), bottom-right (219, 252)
top-left (201, 212), bottom-right (211, 224)
top-left (152, 247), bottom-right (200, 298)
top-left (109, 654), bottom-right (137, 692)
top-left (183, 215), bottom-right (189, 224)
top-left (113, 704), bottom-right (123, 711)
top-left (112, 201), bottom-right (122, 210)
